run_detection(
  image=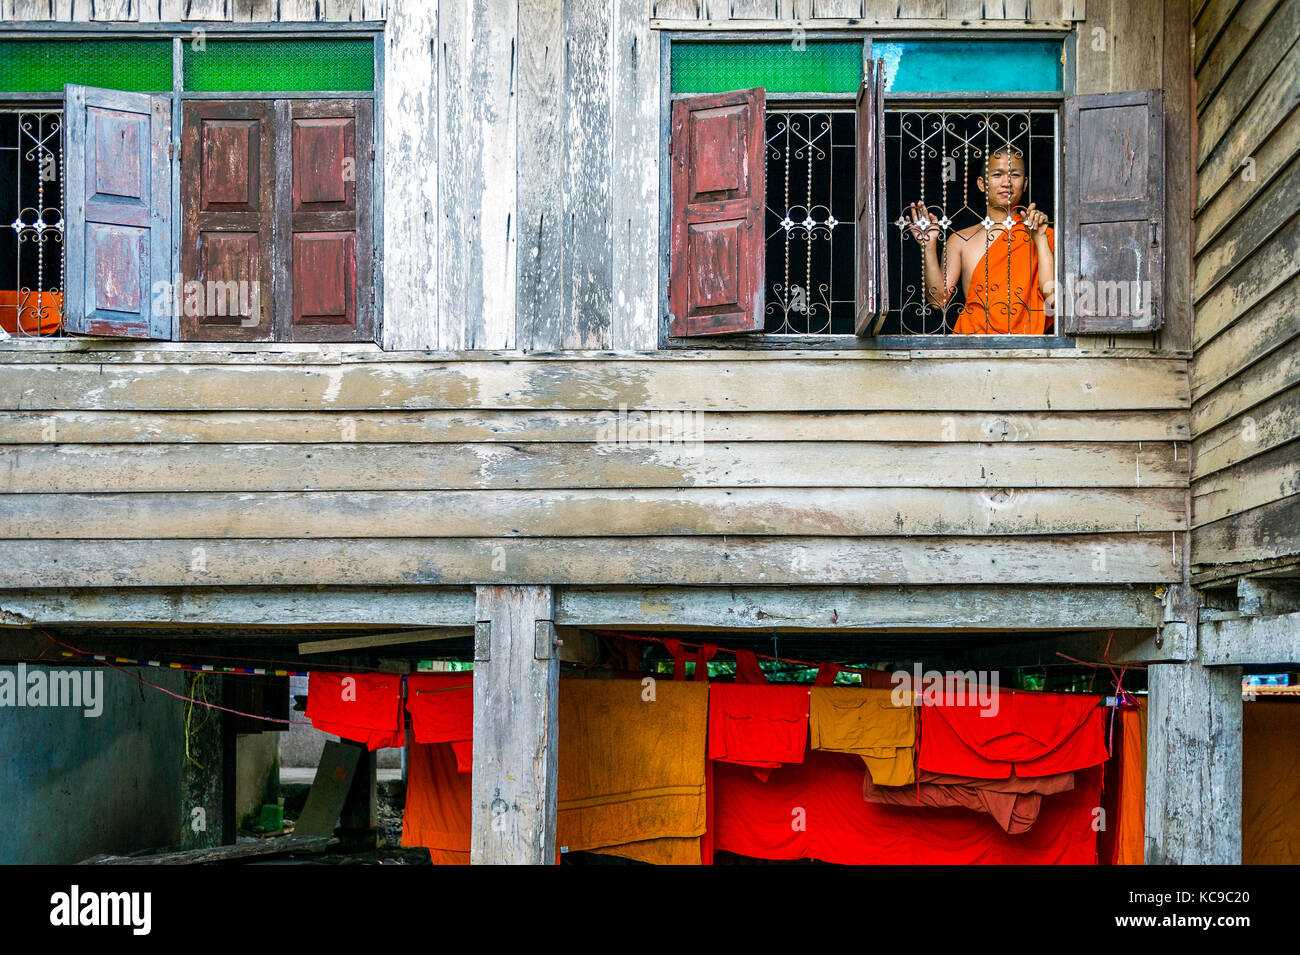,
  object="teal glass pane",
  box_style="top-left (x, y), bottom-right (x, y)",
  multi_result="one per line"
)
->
top-left (878, 39), bottom-right (1063, 93)
top-left (0, 40), bottom-right (172, 92)
top-left (672, 41), bottom-right (862, 94)
top-left (184, 39), bottom-right (374, 92)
